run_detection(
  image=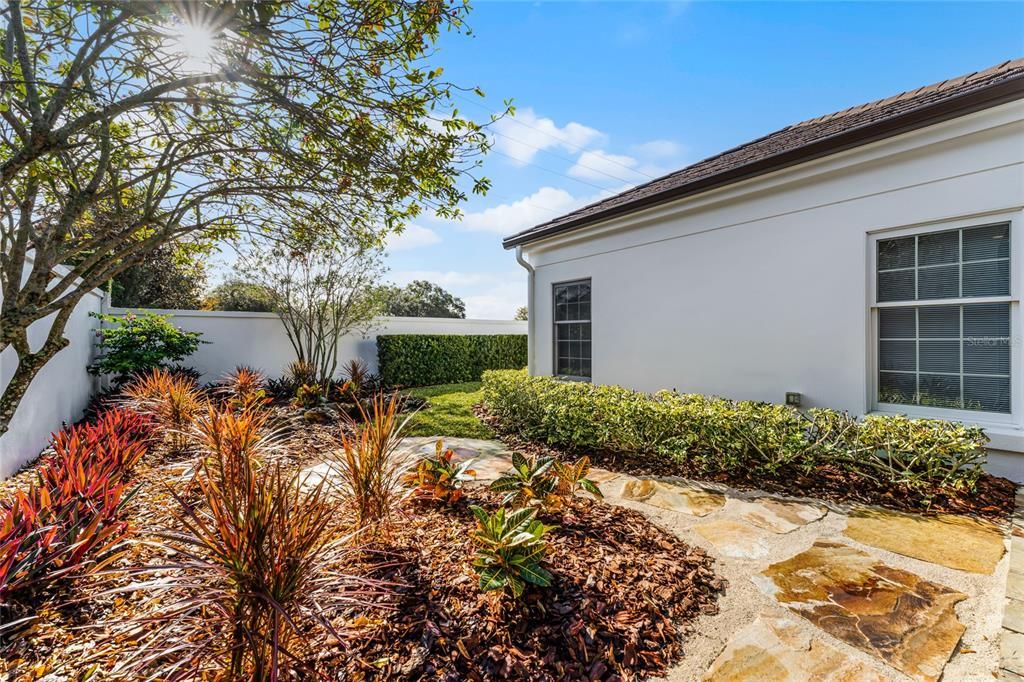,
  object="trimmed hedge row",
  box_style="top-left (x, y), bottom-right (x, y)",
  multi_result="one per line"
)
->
top-left (378, 334), bottom-right (527, 387)
top-left (480, 370), bottom-right (988, 491)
